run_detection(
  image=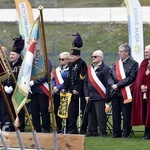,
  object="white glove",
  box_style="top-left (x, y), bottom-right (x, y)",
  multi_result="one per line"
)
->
top-left (8, 86), bottom-right (13, 93)
top-left (29, 80), bottom-right (34, 87)
top-left (4, 86), bottom-right (13, 94)
top-left (4, 86), bottom-right (9, 93)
